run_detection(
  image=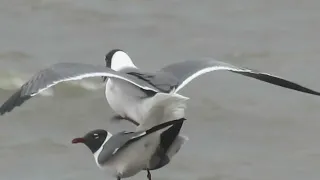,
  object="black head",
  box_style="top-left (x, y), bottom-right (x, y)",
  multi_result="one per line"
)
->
top-left (102, 49), bottom-right (123, 82)
top-left (105, 49), bottom-right (123, 68)
top-left (102, 49), bottom-right (135, 82)
top-left (72, 129), bottom-right (109, 153)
